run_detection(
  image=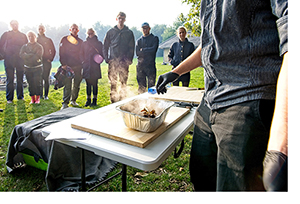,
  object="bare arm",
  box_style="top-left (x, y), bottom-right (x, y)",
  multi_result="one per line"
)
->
top-left (171, 46), bottom-right (202, 76)
top-left (268, 52), bottom-right (288, 156)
